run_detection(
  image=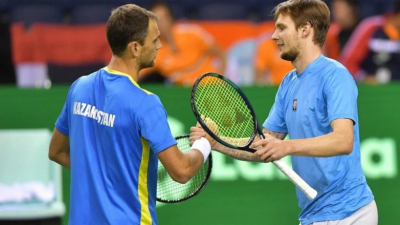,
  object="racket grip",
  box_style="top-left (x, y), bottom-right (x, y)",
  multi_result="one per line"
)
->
top-left (272, 159), bottom-right (318, 200)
